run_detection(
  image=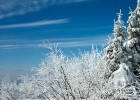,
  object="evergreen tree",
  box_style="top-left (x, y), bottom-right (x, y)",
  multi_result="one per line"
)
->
top-left (105, 10), bottom-right (138, 95)
top-left (105, 10), bottom-right (126, 74)
top-left (126, 0), bottom-right (140, 80)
